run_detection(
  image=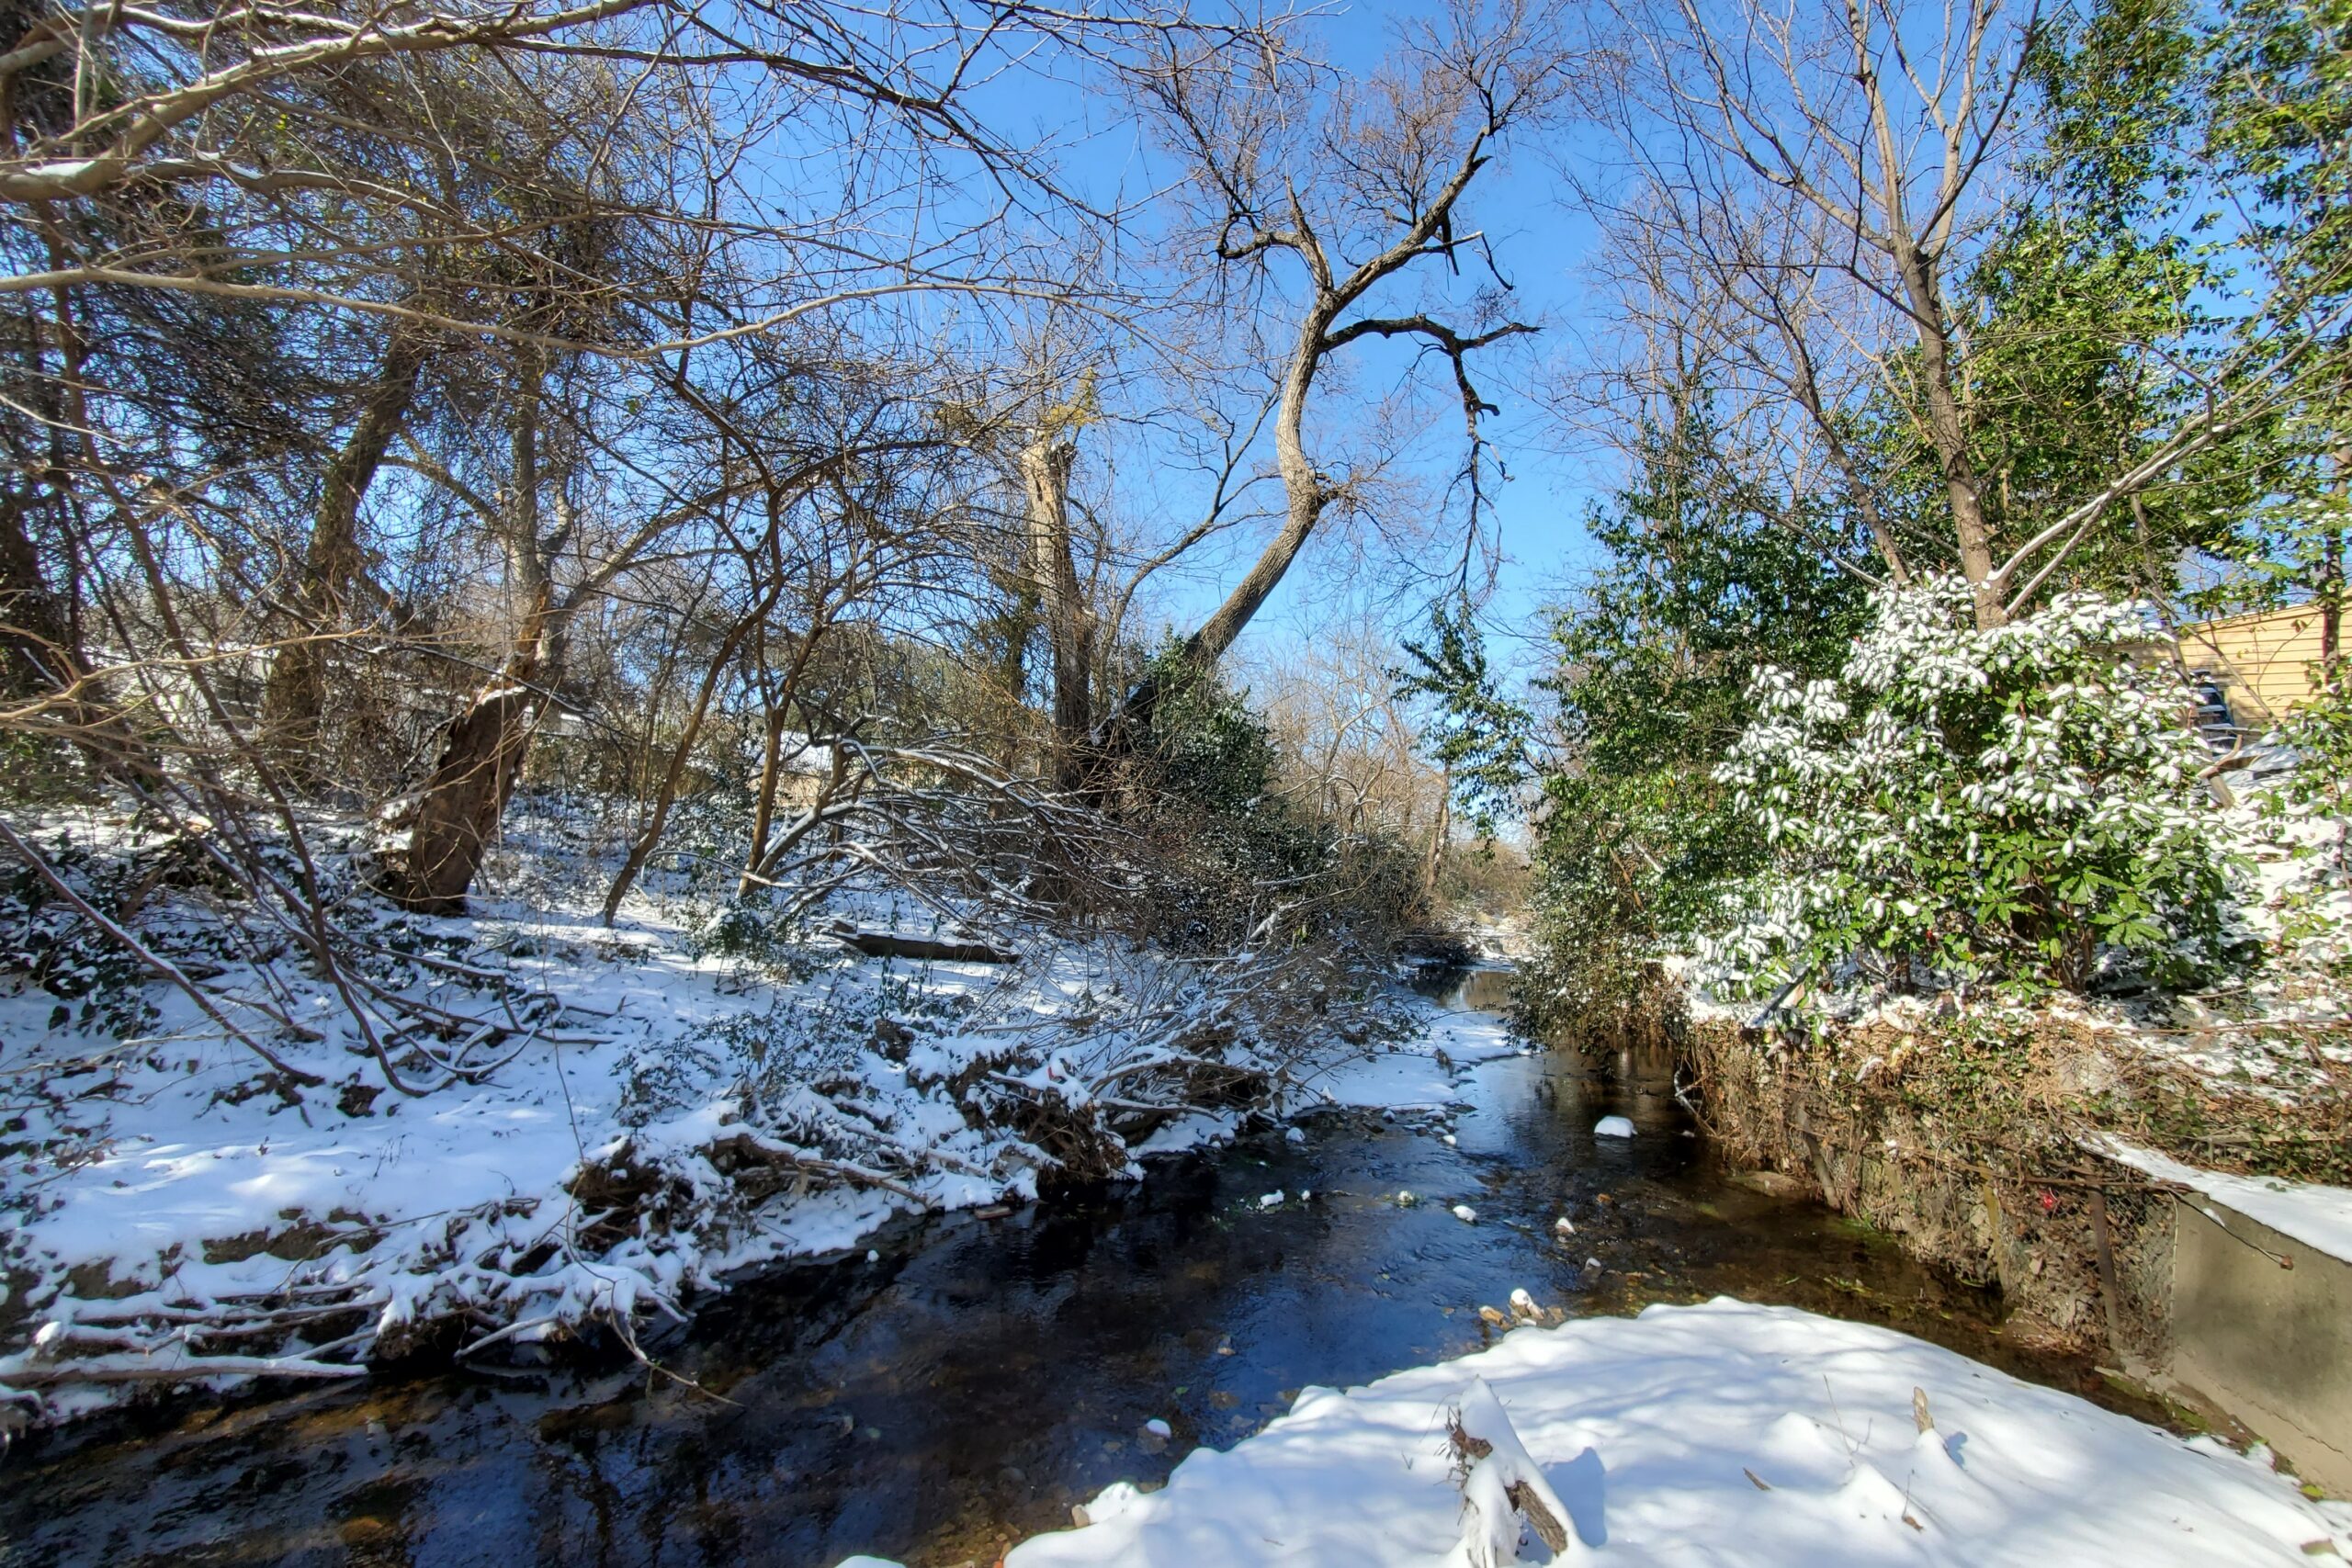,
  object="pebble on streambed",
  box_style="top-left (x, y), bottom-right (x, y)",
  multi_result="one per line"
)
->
top-left (1476, 1289), bottom-right (1564, 1331)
